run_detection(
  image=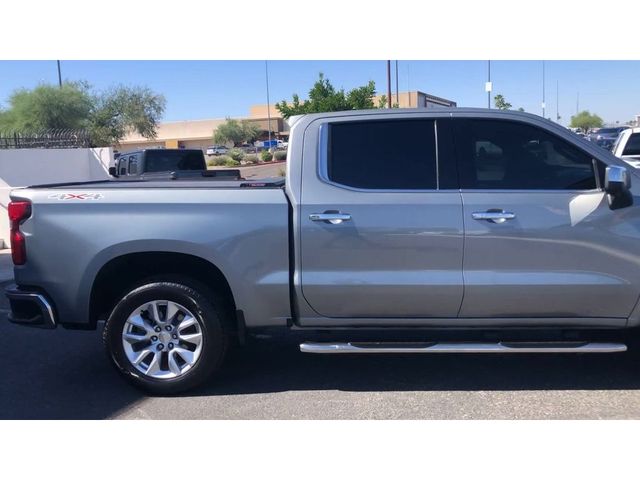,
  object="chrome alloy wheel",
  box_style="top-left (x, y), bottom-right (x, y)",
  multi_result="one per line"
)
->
top-left (122, 300), bottom-right (204, 379)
